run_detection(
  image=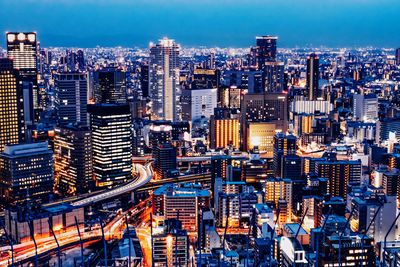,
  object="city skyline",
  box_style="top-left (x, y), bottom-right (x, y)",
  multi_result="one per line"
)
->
top-left (1, 0), bottom-right (399, 48)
